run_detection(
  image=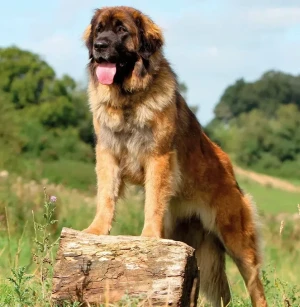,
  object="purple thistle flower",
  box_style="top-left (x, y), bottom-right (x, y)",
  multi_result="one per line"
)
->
top-left (50, 195), bottom-right (57, 203)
